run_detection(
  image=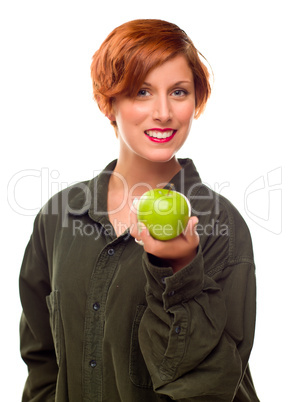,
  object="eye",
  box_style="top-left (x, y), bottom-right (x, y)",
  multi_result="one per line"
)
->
top-left (137, 89), bottom-right (150, 97)
top-left (172, 89), bottom-right (188, 97)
